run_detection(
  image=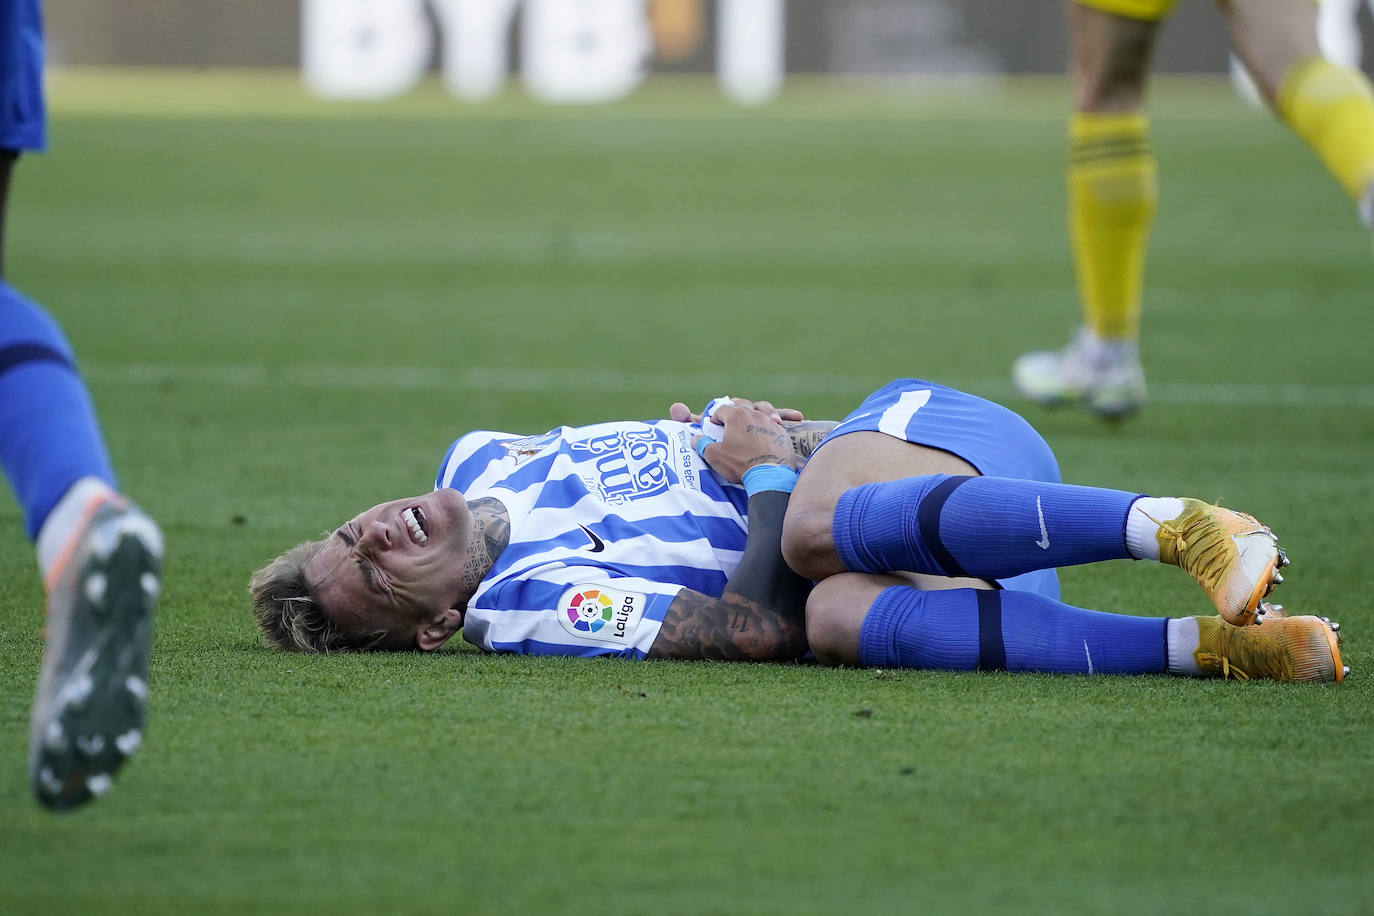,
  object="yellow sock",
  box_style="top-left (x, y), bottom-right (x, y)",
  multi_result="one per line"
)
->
top-left (1277, 57), bottom-right (1374, 203)
top-left (1068, 112), bottom-right (1158, 341)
